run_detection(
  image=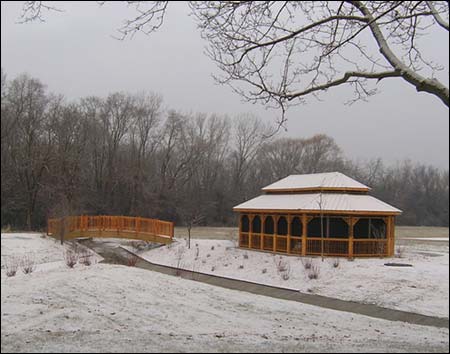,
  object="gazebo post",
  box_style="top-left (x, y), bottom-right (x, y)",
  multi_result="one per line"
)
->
top-left (273, 215), bottom-right (278, 253)
top-left (249, 214), bottom-right (253, 249)
top-left (261, 215), bottom-right (265, 250)
top-left (287, 214), bottom-right (292, 254)
top-left (349, 216), bottom-right (354, 258)
top-left (239, 213), bottom-right (243, 247)
top-left (301, 214), bottom-right (307, 256)
top-left (388, 216), bottom-right (395, 256)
